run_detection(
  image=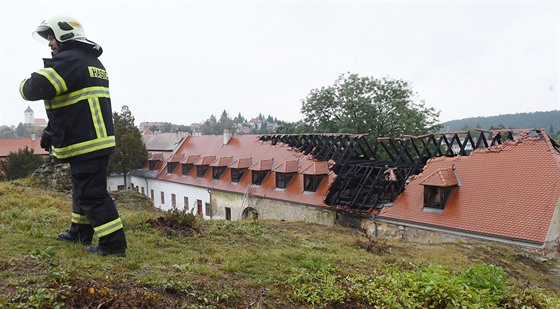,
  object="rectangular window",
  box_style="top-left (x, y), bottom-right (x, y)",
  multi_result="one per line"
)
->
top-left (197, 199), bottom-right (203, 216)
top-left (149, 161), bottom-right (158, 170)
top-left (196, 166), bottom-right (209, 178)
top-left (161, 191), bottom-right (165, 204)
top-left (205, 202), bottom-right (212, 218)
top-left (141, 187), bottom-right (144, 194)
top-left (150, 189), bottom-right (154, 200)
top-left (167, 162), bottom-right (178, 174)
top-left (182, 163), bottom-right (194, 176)
top-left (184, 196), bottom-right (189, 211)
top-left (225, 207), bottom-right (231, 221)
top-left (423, 186), bottom-right (454, 211)
top-left (212, 166), bottom-right (226, 180)
top-left (252, 170), bottom-right (269, 186)
top-left (304, 175), bottom-right (324, 192)
top-left (171, 194), bottom-right (176, 207)
top-left (117, 185), bottom-right (125, 190)
top-left (276, 172), bottom-right (295, 189)
top-left (231, 168), bottom-right (247, 183)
